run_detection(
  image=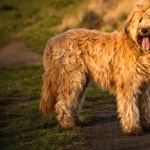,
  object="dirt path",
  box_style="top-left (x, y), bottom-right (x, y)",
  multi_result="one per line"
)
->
top-left (66, 98), bottom-right (150, 150)
top-left (0, 41), bottom-right (42, 69)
